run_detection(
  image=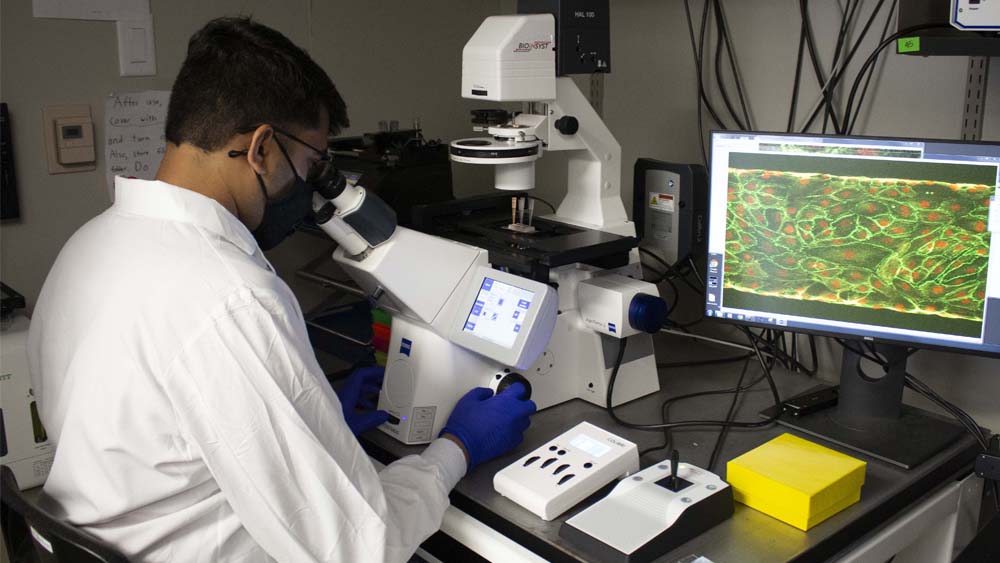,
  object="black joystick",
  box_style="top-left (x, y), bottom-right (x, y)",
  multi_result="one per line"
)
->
top-left (670, 449), bottom-right (680, 490)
